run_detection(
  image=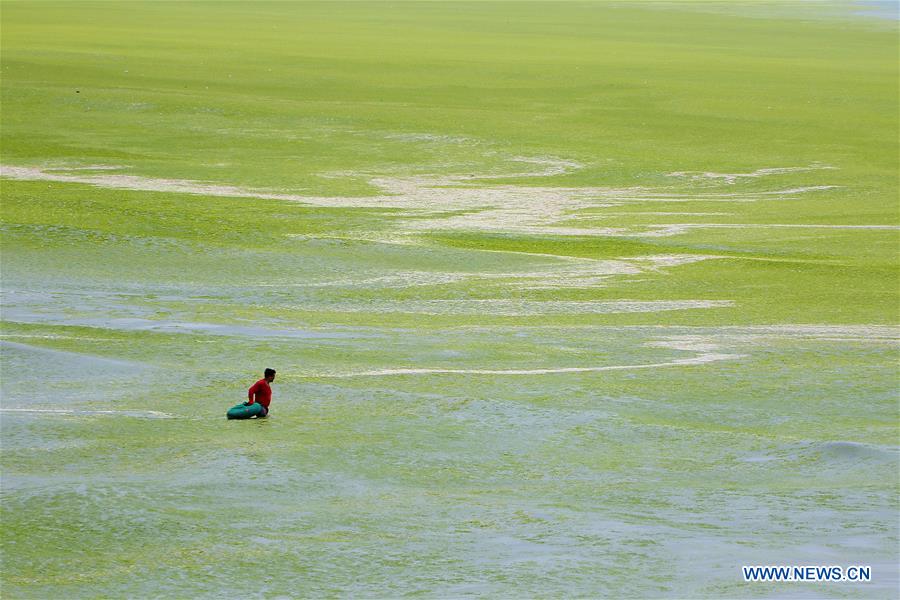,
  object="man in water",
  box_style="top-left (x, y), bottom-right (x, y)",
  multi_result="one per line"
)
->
top-left (246, 368), bottom-right (276, 417)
